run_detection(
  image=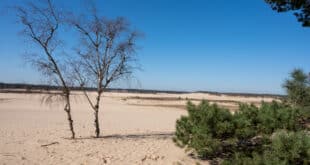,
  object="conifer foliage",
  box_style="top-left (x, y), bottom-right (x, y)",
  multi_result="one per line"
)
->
top-left (174, 100), bottom-right (309, 164)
